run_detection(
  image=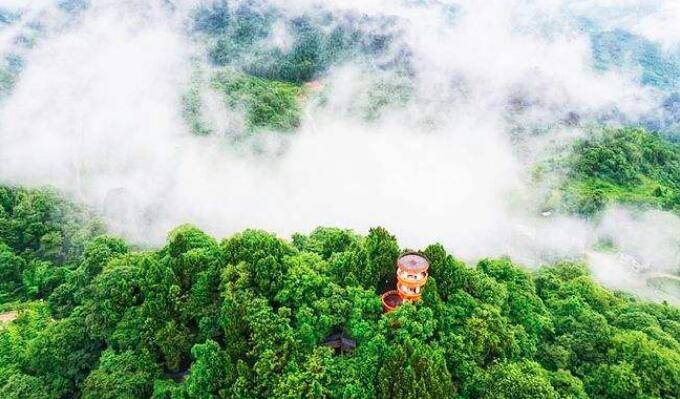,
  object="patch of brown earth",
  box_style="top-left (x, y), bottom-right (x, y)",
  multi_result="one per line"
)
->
top-left (0, 311), bottom-right (18, 324)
